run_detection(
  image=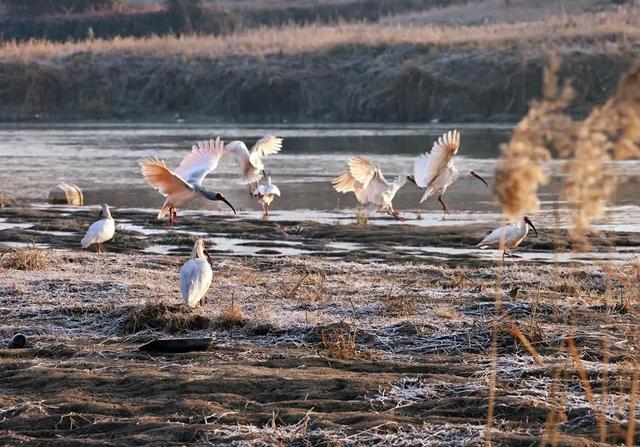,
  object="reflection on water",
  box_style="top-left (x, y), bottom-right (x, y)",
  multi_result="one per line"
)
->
top-left (1, 123), bottom-right (639, 257)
